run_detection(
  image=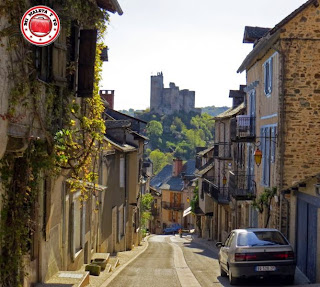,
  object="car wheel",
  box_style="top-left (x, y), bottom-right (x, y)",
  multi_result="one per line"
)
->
top-left (228, 269), bottom-right (238, 285)
top-left (219, 263), bottom-right (227, 277)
